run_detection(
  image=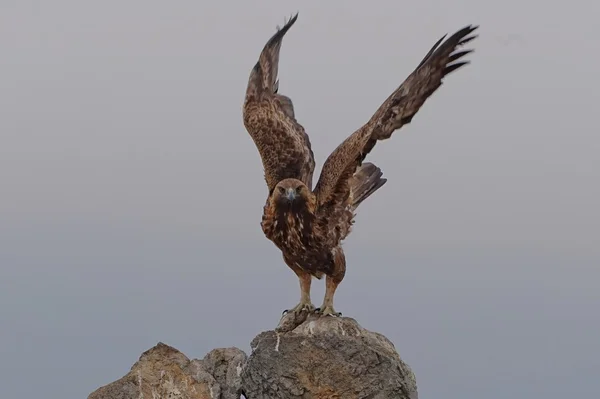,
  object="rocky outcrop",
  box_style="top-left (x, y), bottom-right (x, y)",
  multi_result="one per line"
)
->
top-left (88, 342), bottom-right (246, 399)
top-left (88, 312), bottom-right (417, 399)
top-left (240, 312), bottom-right (417, 398)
